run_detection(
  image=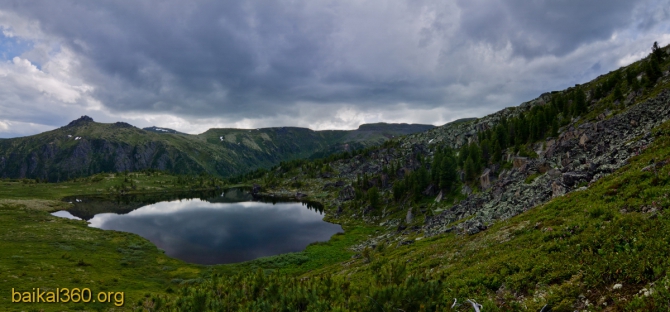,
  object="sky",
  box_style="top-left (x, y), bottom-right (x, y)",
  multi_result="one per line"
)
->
top-left (0, 1), bottom-right (669, 138)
